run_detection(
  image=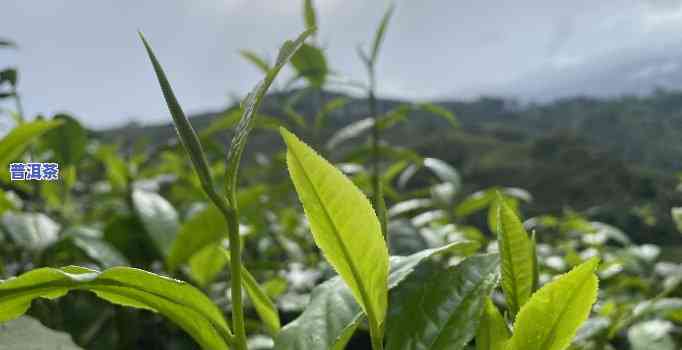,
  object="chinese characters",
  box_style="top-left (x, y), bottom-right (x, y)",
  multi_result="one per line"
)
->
top-left (9, 163), bottom-right (59, 181)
